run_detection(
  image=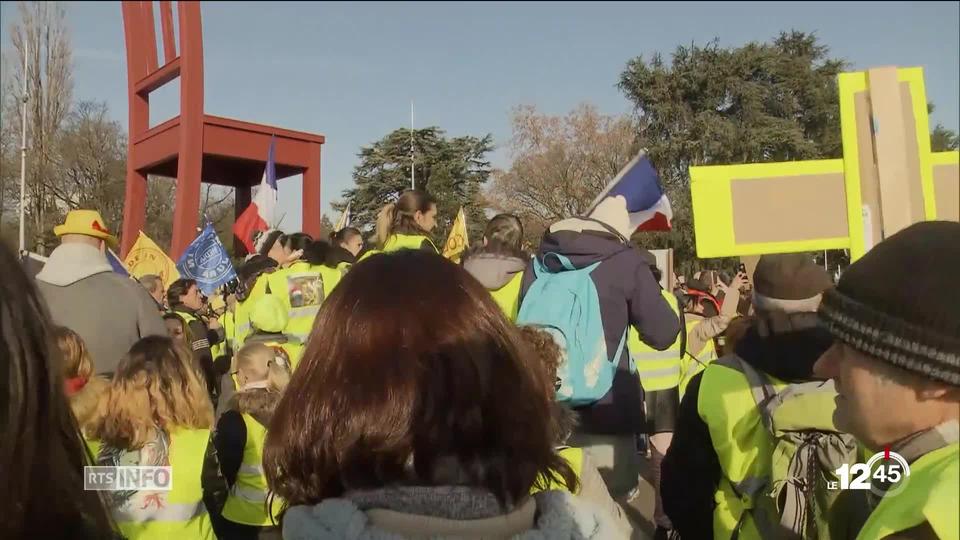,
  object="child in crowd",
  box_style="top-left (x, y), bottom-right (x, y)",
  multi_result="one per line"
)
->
top-left (214, 343), bottom-right (289, 540)
top-left (518, 325), bottom-right (633, 537)
top-left (54, 326), bottom-right (110, 437)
